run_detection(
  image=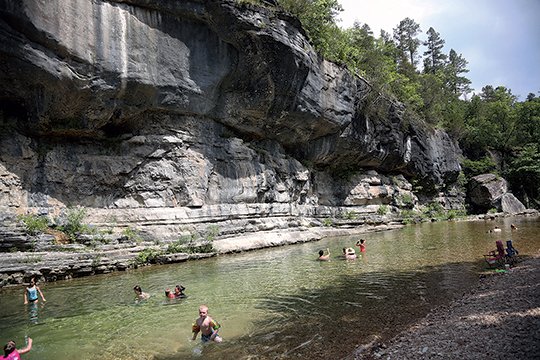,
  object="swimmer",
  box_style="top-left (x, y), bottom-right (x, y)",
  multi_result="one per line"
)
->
top-left (174, 284), bottom-right (186, 298)
top-left (24, 278), bottom-right (46, 305)
top-left (2, 337), bottom-right (33, 359)
top-left (342, 247), bottom-right (356, 260)
top-left (133, 285), bottom-right (150, 300)
top-left (511, 223), bottom-right (518, 230)
top-left (165, 288), bottom-right (176, 299)
top-left (318, 248), bottom-right (330, 261)
top-left (192, 305), bottom-right (222, 343)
